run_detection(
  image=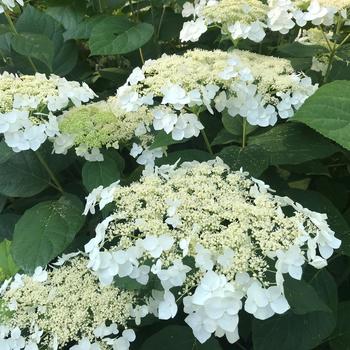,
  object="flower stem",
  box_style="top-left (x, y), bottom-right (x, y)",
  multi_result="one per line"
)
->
top-left (242, 118), bottom-right (247, 149)
top-left (201, 129), bottom-right (213, 155)
top-left (35, 151), bottom-right (64, 194)
top-left (138, 48), bottom-right (145, 65)
top-left (4, 11), bottom-right (38, 73)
